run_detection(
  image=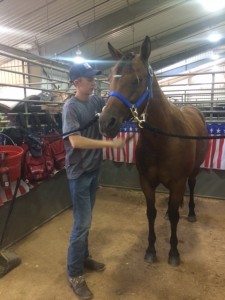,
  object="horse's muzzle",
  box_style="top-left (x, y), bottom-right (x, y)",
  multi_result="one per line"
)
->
top-left (99, 113), bottom-right (120, 138)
